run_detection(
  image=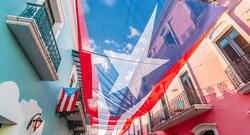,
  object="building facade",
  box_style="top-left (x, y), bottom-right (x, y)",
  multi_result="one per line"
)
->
top-left (0, 0), bottom-right (88, 135)
top-left (128, 0), bottom-right (250, 135)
